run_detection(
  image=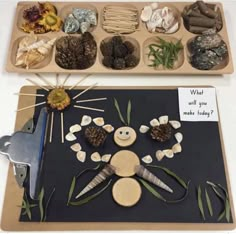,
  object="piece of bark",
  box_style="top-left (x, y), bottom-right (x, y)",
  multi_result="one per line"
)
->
top-left (197, 1), bottom-right (218, 18)
top-left (188, 16), bottom-right (216, 28)
top-left (189, 25), bottom-right (211, 34)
